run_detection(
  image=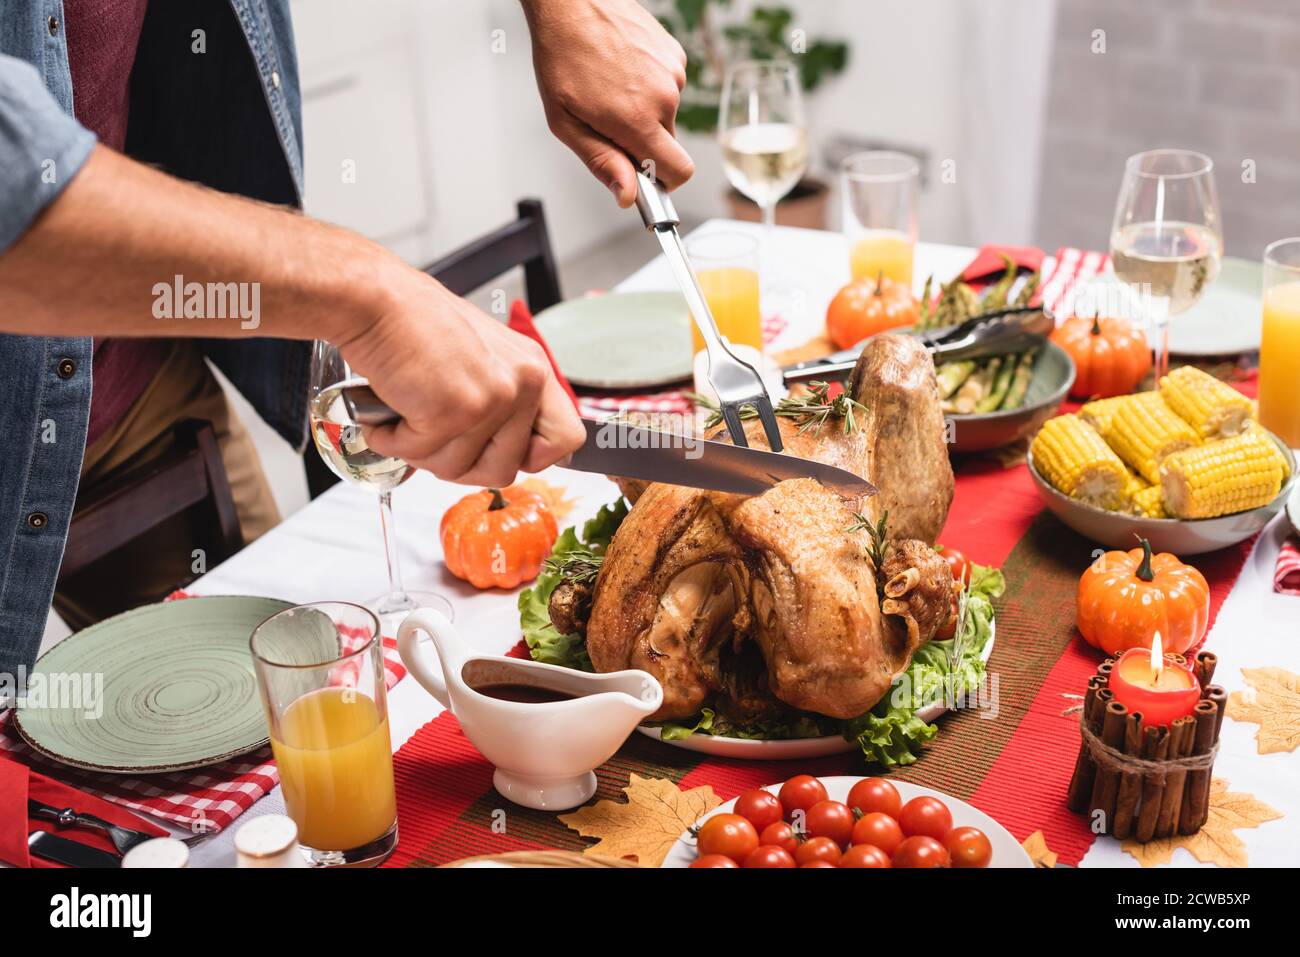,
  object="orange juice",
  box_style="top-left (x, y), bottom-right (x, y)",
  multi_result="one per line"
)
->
top-left (691, 266), bottom-right (763, 353)
top-left (271, 687), bottom-right (396, 850)
top-left (1260, 280), bottom-right (1300, 447)
top-left (849, 231), bottom-right (914, 286)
